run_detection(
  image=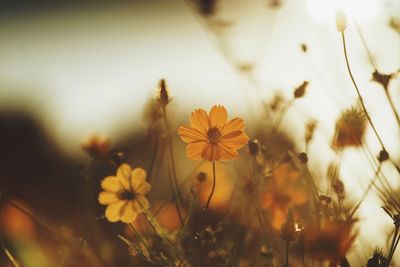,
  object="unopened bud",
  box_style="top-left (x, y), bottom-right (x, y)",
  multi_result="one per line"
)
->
top-left (336, 10), bottom-right (347, 32)
top-left (378, 150), bottom-right (389, 162)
